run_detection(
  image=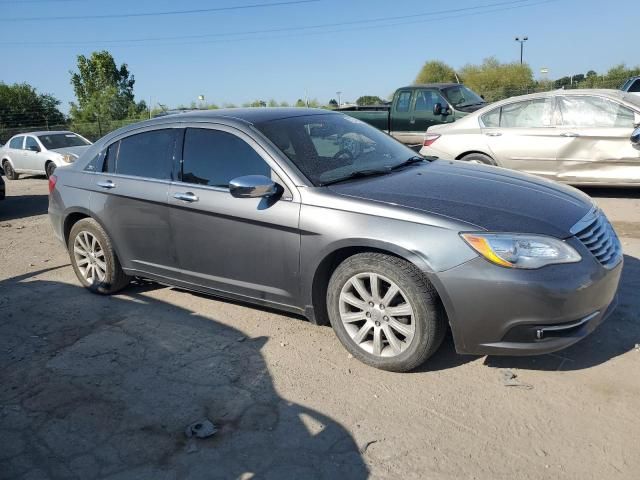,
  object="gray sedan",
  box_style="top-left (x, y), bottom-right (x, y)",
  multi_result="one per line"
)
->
top-left (48, 109), bottom-right (622, 371)
top-left (420, 89), bottom-right (640, 186)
